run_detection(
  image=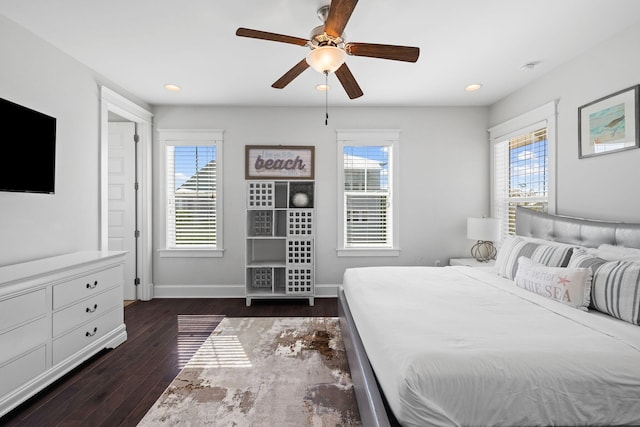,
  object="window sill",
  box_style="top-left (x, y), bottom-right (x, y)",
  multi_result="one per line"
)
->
top-left (159, 248), bottom-right (224, 258)
top-left (336, 248), bottom-right (400, 257)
